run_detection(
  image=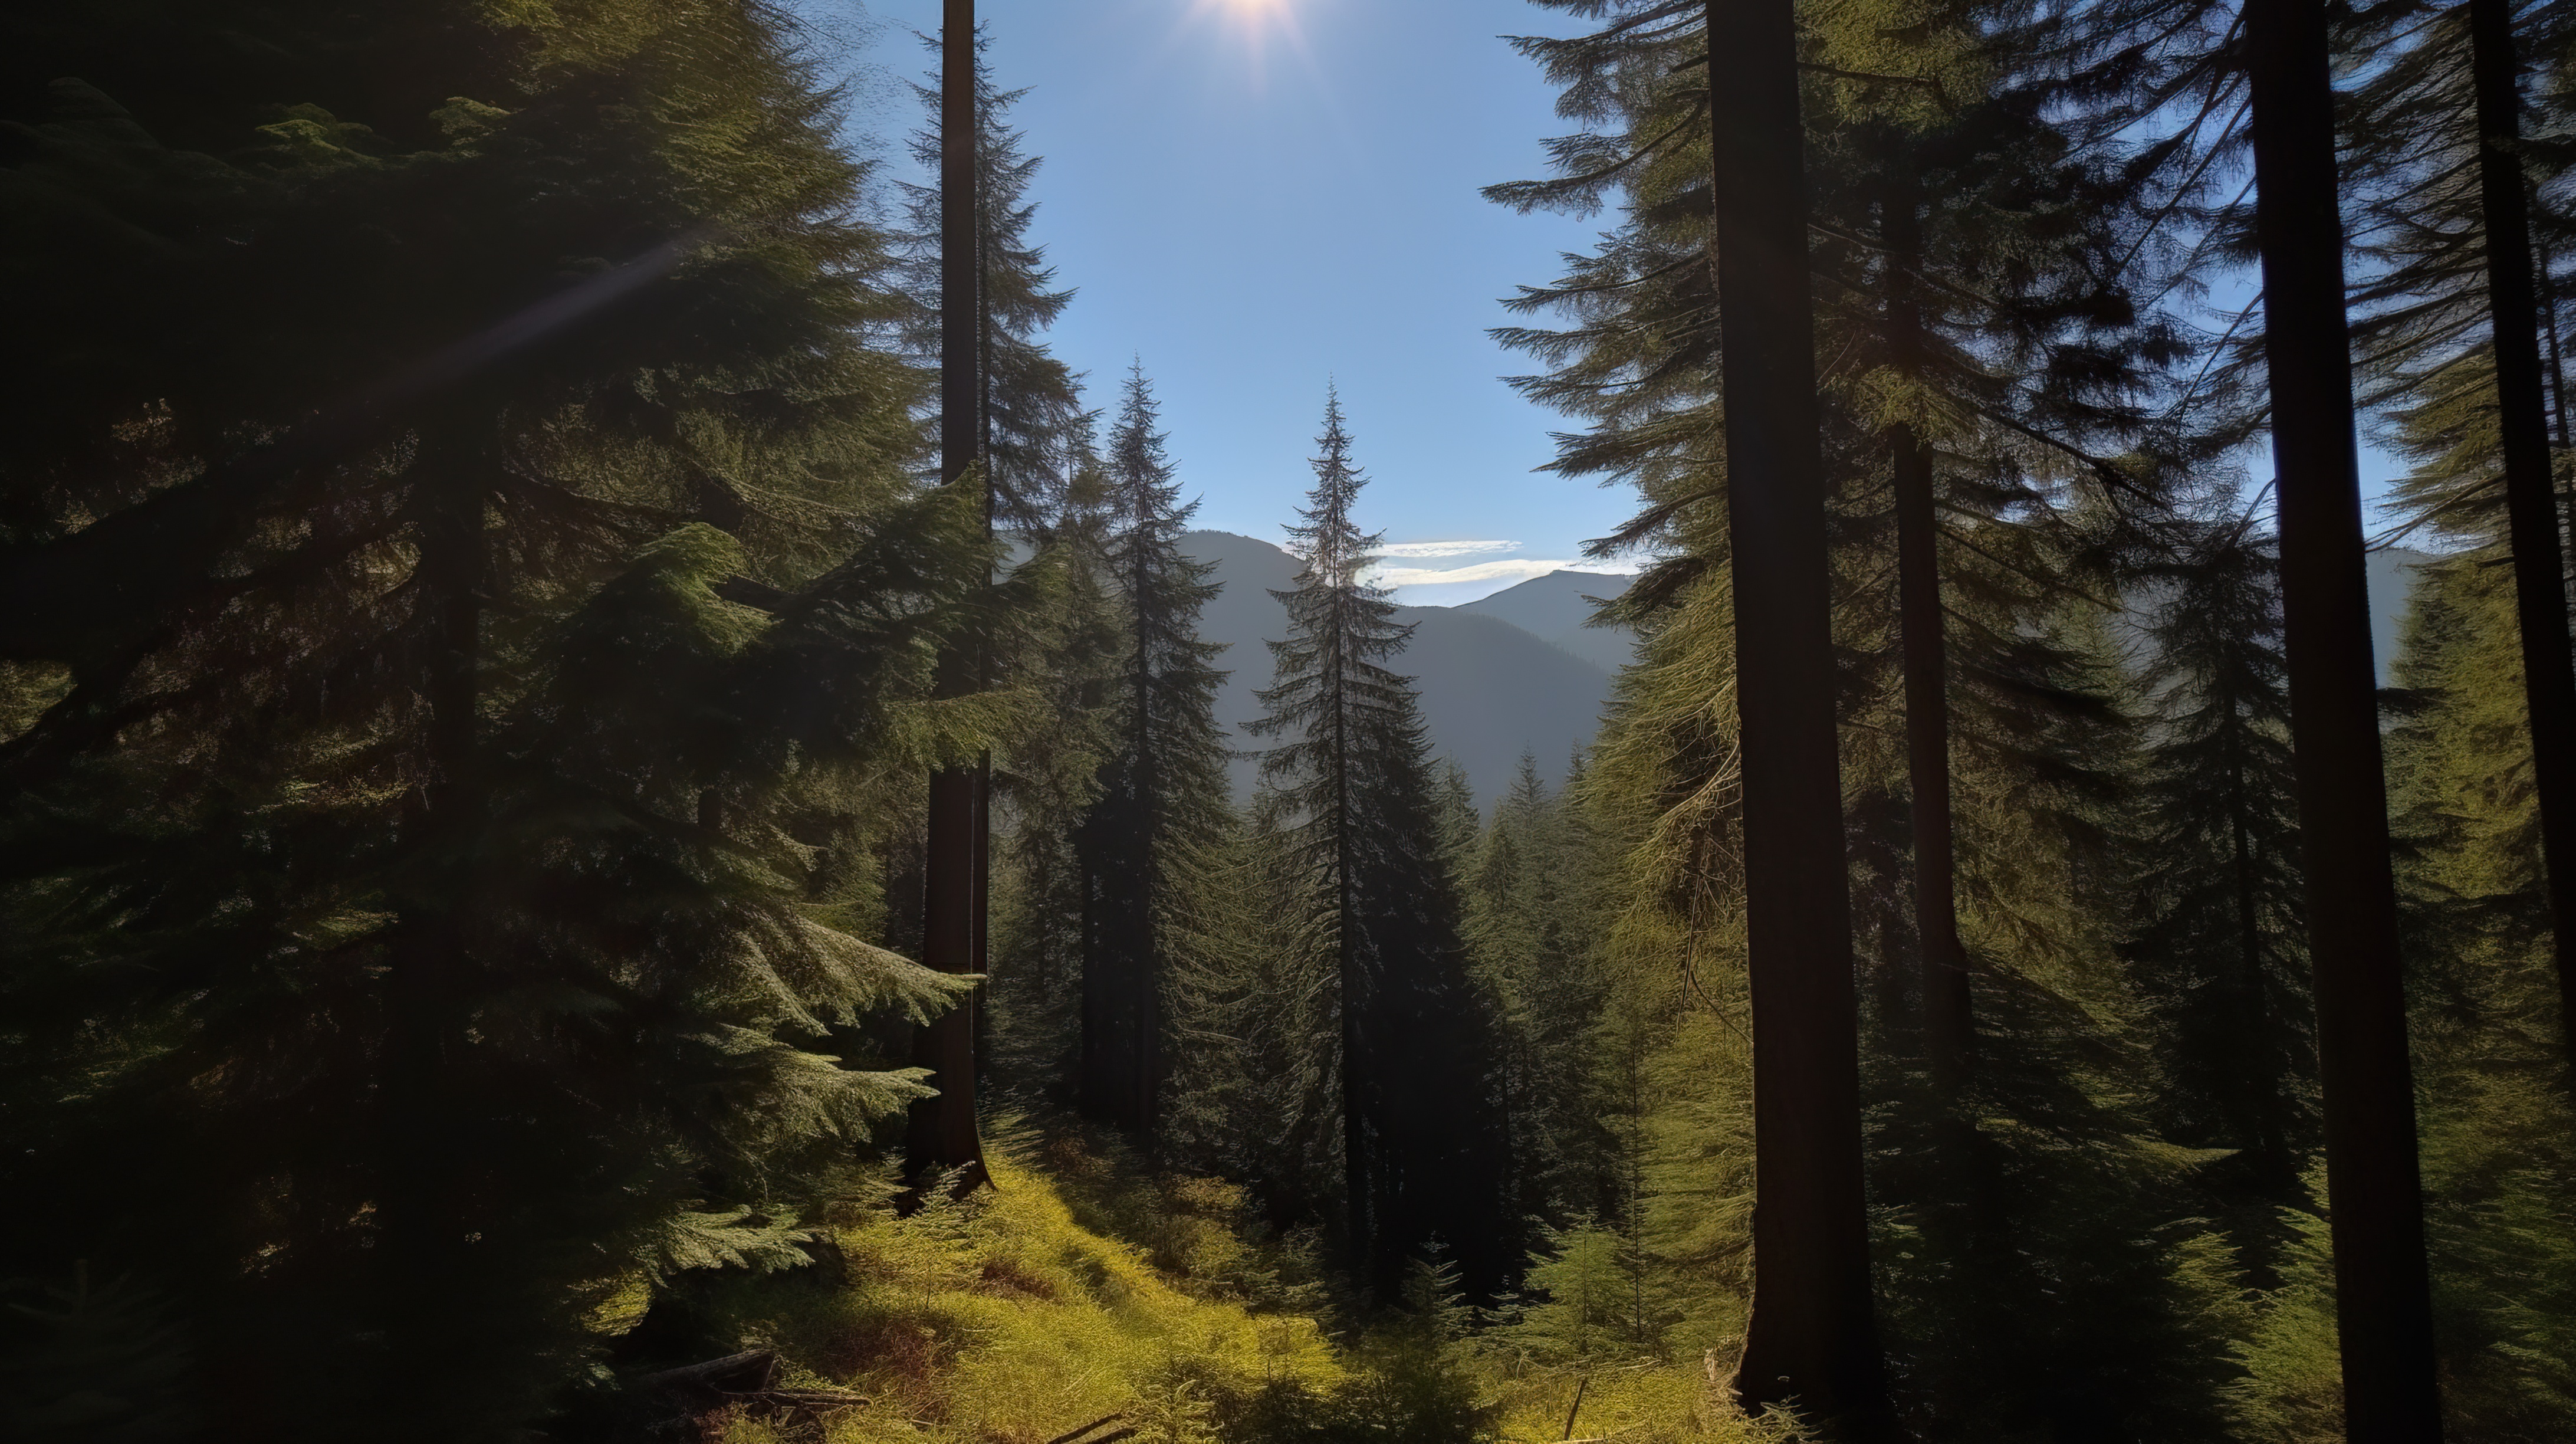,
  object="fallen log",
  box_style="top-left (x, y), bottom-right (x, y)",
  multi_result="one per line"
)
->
top-left (728, 1386), bottom-right (873, 1412)
top-left (1046, 1412), bottom-right (1128, 1444)
top-left (638, 1350), bottom-right (777, 1397)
